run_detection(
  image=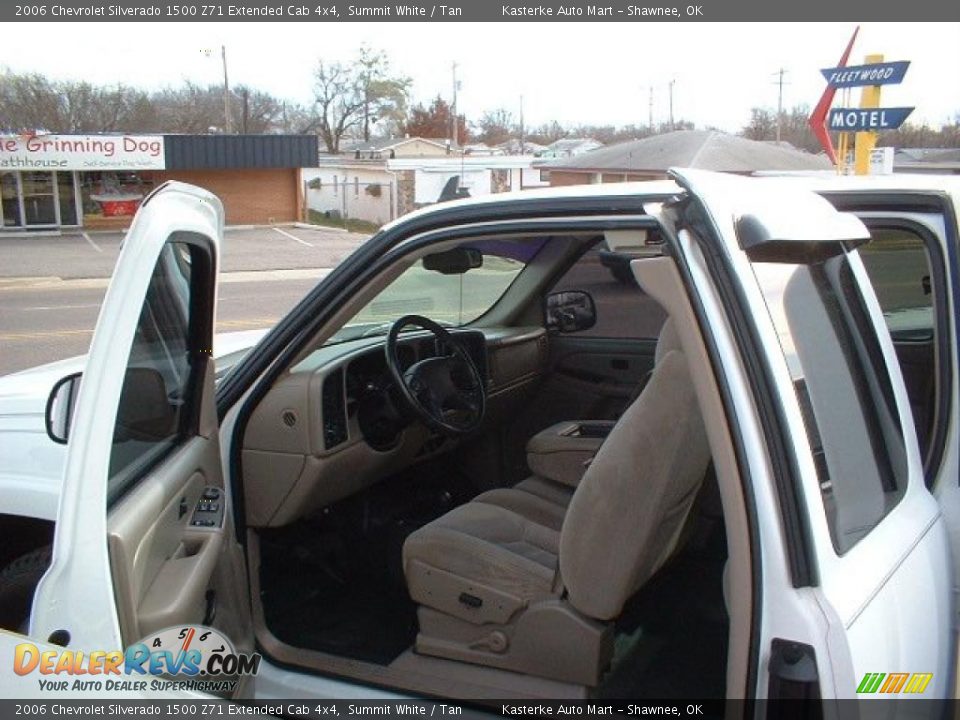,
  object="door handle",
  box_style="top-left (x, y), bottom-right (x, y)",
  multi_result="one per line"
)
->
top-left (178, 497), bottom-right (188, 519)
top-left (768, 638), bottom-right (821, 707)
